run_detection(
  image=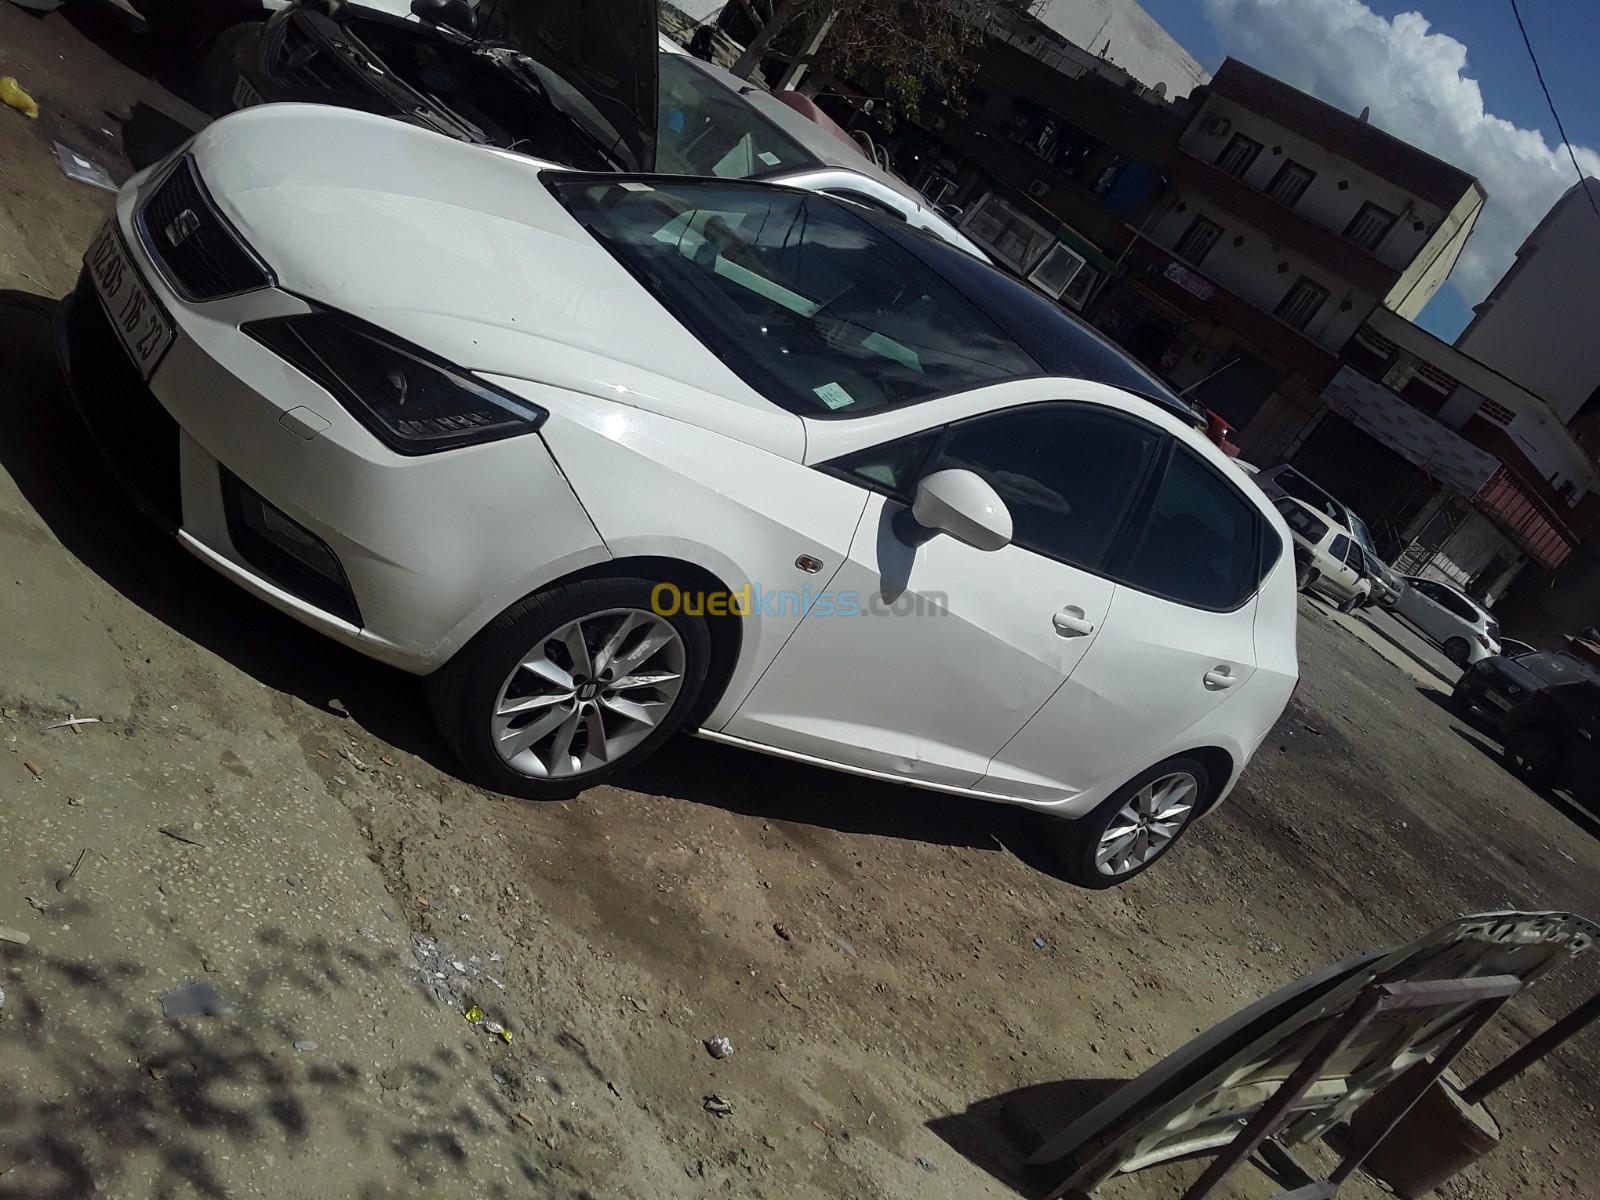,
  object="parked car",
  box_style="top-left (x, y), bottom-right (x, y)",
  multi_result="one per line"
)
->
top-left (1254, 463), bottom-right (1402, 601)
top-left (1394, 577), bottom-right (1501, 666)
top-left (57, 106), bottom-right (1299, 887)
top-left (1201, 407), bottom-right (1240, 458)
top-left (1356, 545), bottom-right (1403, 608)
top-left (1274, 498), bottom-right (1370, 612)
top-left (655, 40), bottom-right (986, 257)
top-left (1499, 678), bottom-right (1600, 806)
top-left (1453, 650), bottom-right (1600, 721)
